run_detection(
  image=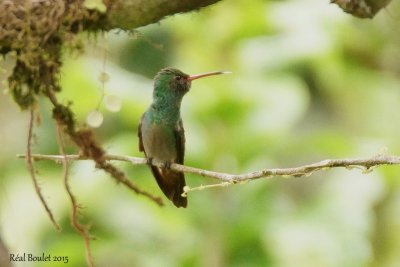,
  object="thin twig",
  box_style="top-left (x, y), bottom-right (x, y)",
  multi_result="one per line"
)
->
top-left (18, 153), bottom-right (400, 191)
top-left (26, 109), bottom-right (61, 231)
top-left (108, 172), bottom-right (164, 205)
top-left (18, 155), bottom-right (163, 206)
top-left (56, 124), bottom-right (94, 267)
